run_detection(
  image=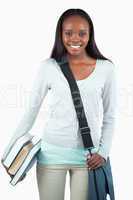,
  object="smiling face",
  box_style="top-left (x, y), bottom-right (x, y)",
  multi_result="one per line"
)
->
top-left (62, 15), bottom-right (90, 57)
